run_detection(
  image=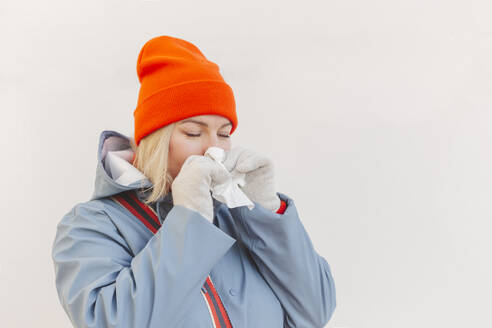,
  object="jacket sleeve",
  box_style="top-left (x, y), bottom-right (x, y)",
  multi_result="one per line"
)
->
top-left (228, 192), bottom-right (336, 328)
top-left (51, 201), bottom-right (236, 328)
